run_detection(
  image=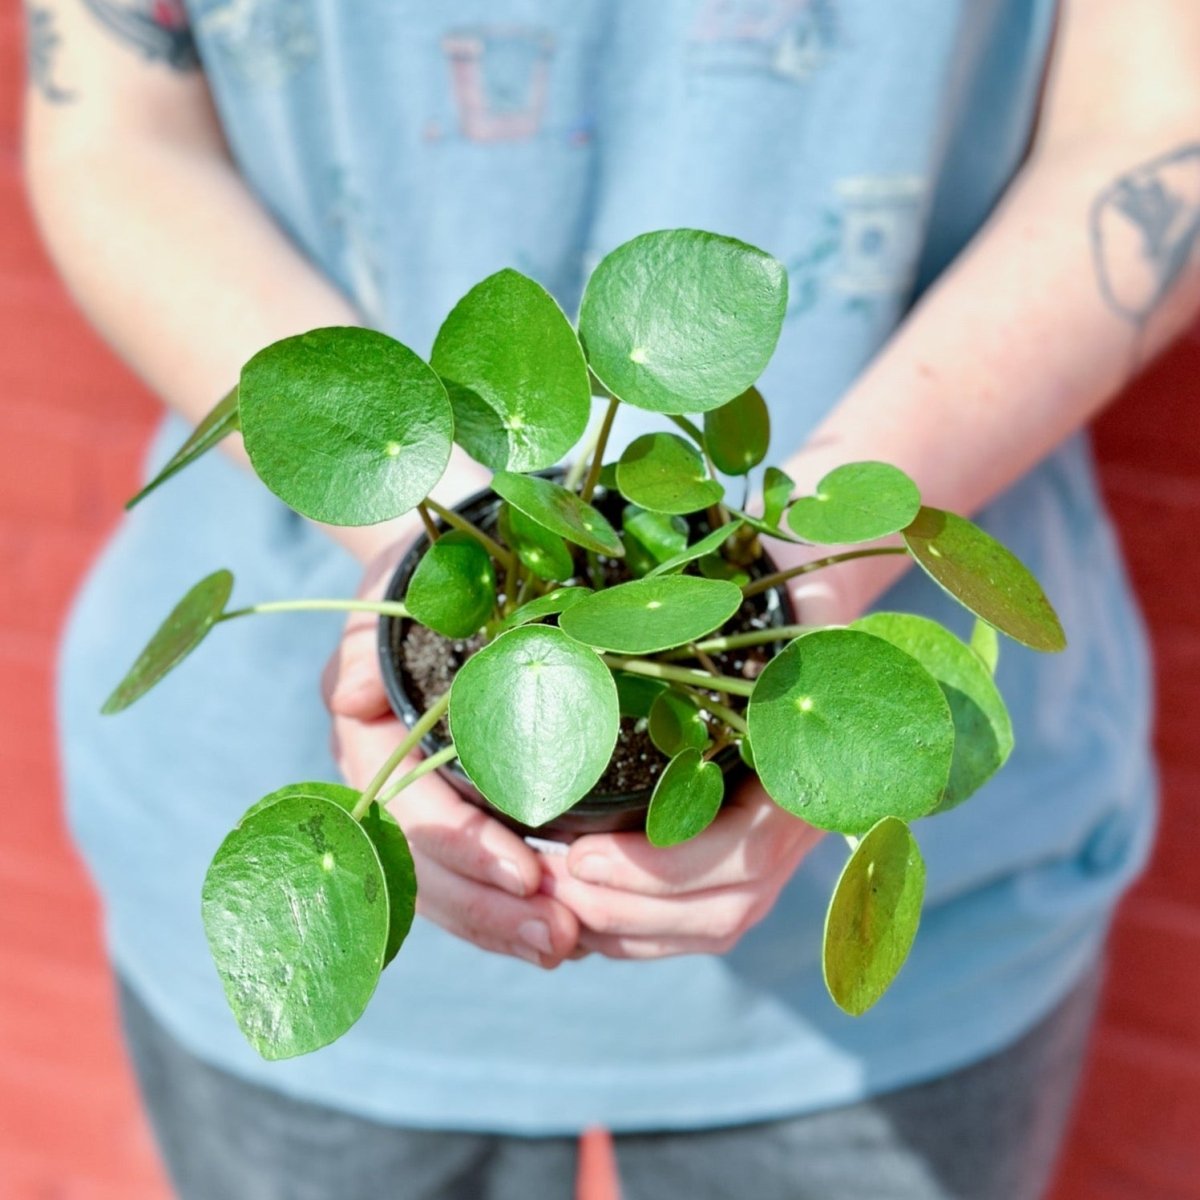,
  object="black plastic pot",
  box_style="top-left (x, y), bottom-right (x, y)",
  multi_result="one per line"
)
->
top-left (378, 479), bottom-right (796, 841)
